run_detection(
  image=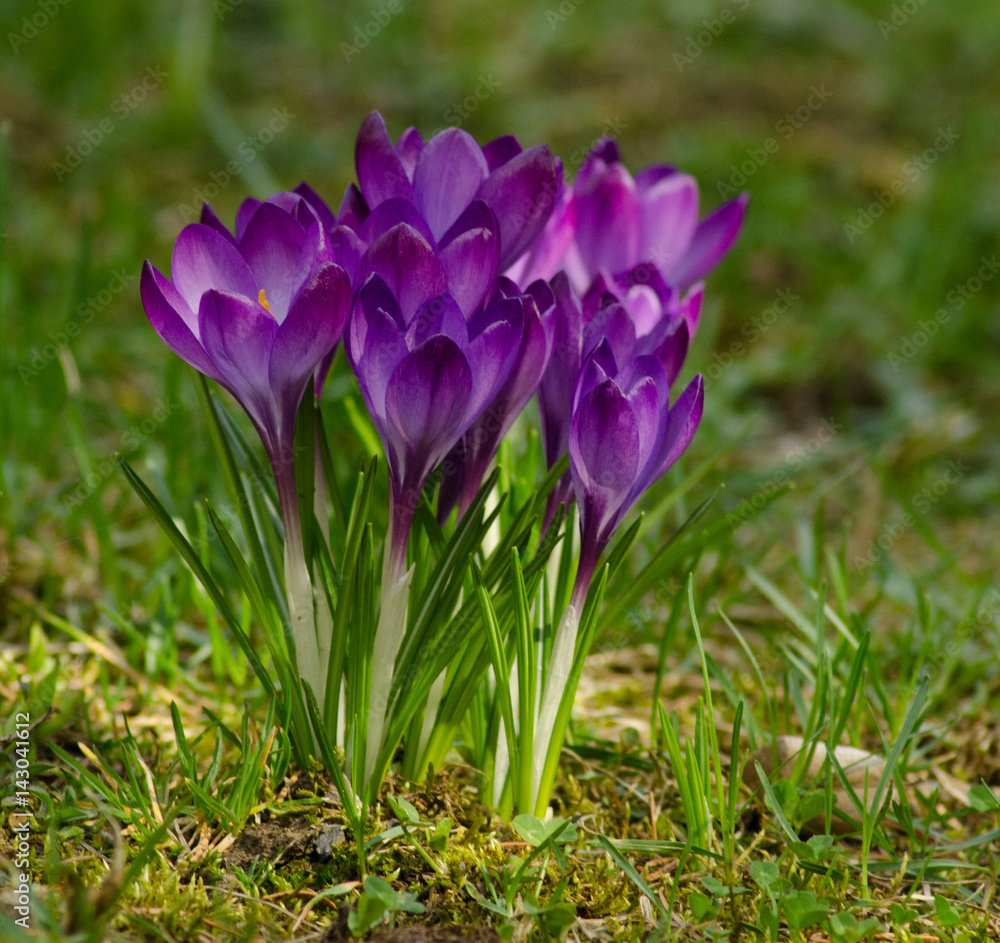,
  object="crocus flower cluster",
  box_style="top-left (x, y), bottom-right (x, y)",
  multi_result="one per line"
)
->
top-left (140, 111), bottom-right (745, 800)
